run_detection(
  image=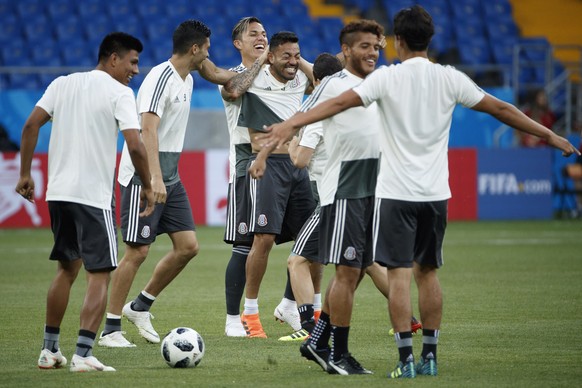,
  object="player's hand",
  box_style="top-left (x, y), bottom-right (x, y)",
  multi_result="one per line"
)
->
top-left (248, 159), bottom-right (267, 179)
top-left (15, 176), bottom-right (35, 203)
top-left (257, 45), bottom-right (270, 66)
top-left (151, 176), bottom-right (167, 204)
top-left (139, 186), bottom-right (156, 217)
top-left (548, 134), bottom-right (581, 157)
top-left (257, 122), bottom-right (296, 149)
